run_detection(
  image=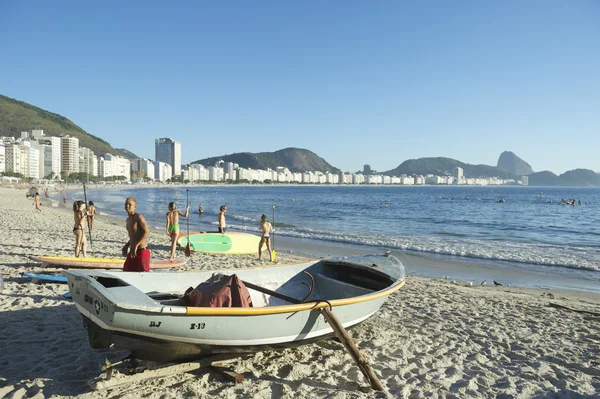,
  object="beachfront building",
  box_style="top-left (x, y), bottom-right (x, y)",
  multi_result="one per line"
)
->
top-left (352, 173), bottom-right (365, 184)
top-left (60, 135), bottom-right (79, 176)
top-left (192, 163), bottom-right (209, 181)
top-left (521, 176), bottom-right (529, 185)
top-left (79, 147), bottom-right (98, 177)
top-left (208, 166), bottom-right (224, 181)
top-left (37, 143), bottom-right (53, 179)
top-left (132, 158), bottom-right (155, 180)
top-left (153, 161), bottom-right (172, 182)
top-left (20, 141), bottom-right (41, 180)
top-left (155, 138), bottom-right (181, 177)
top-left (453, 167), bottom-right (464, 185)
top-left (0, 142), bottom-right (5, 173)
top-left (4, 144), bottom-right (27, 176)
top-left (98, 153), bottom-right (130, 180)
